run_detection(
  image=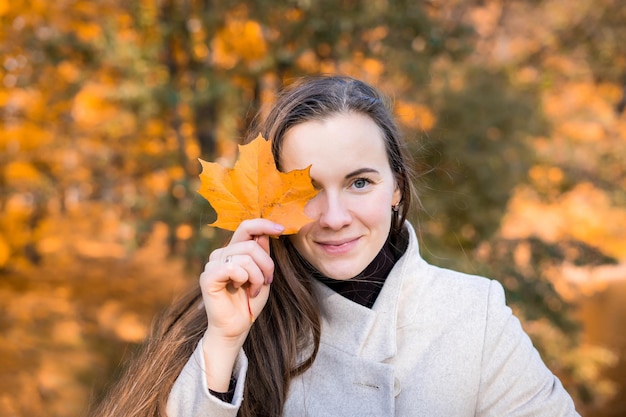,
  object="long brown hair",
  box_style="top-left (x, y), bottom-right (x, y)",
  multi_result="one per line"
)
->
top-left (89, 75), bottom-right (414, 417)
